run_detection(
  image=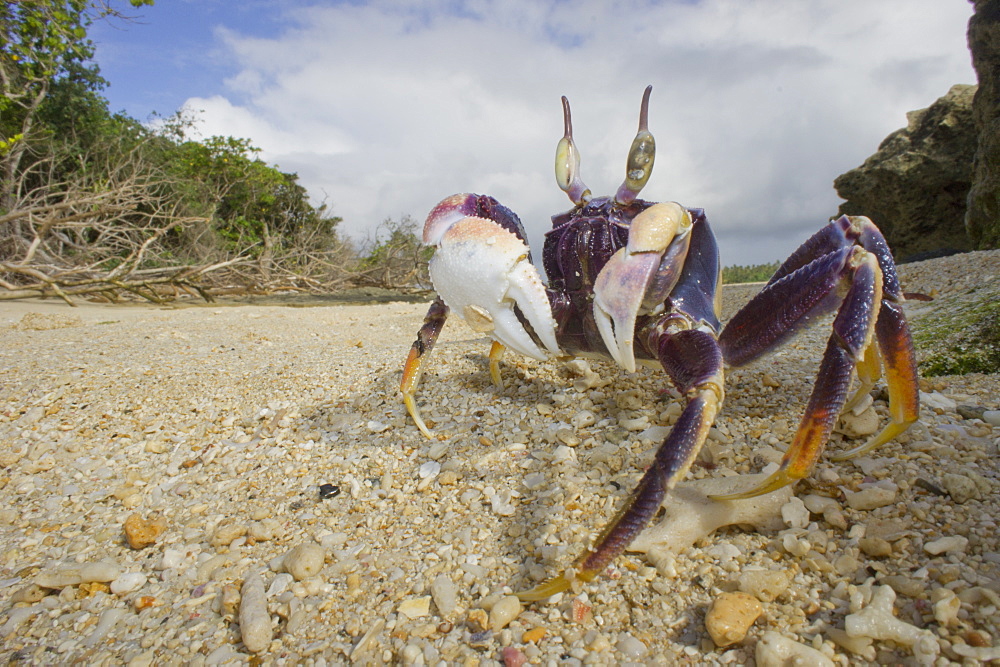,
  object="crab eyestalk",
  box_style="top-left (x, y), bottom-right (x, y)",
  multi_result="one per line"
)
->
top-left (555, 96), bottom-right (592, 205)
top-left (615, 85), bottom-right (655, 205)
